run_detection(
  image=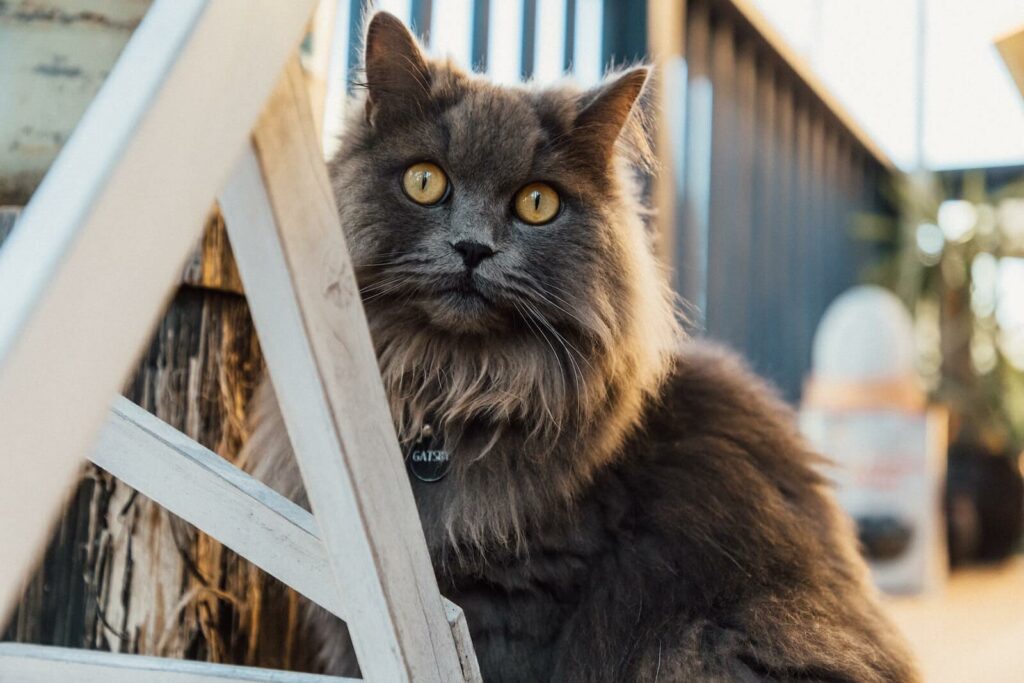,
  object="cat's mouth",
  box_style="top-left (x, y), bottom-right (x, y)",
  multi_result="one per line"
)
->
top-left (416, 272), bottom-right (506, 332)
top-left (439, 277), bottom-right (492, 305)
